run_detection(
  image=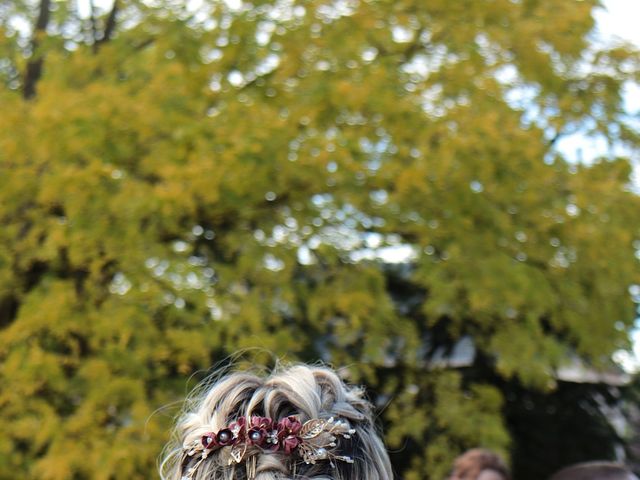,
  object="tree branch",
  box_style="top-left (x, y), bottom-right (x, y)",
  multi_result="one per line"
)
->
top-left (23, 0), bottom-right (51, 100)
top-left (90, 0), bottom-right (99, 53)
top-left (95, 0), bottom-right (119, 50)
